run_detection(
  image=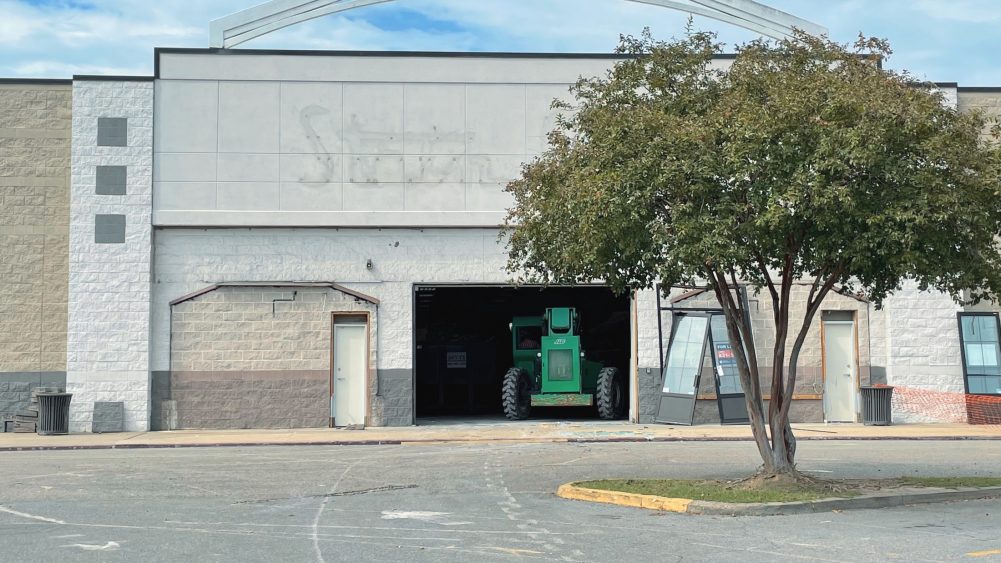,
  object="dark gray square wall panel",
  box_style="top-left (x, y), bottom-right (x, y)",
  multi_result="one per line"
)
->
top-left (95, 214), bottom-right (126, 244)
top-left (92, 401), bottom-right (125, 433)
top-left (97, 117), bottom-right (128, 146)
top-left (95, 166), bottom-right (127, 195)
